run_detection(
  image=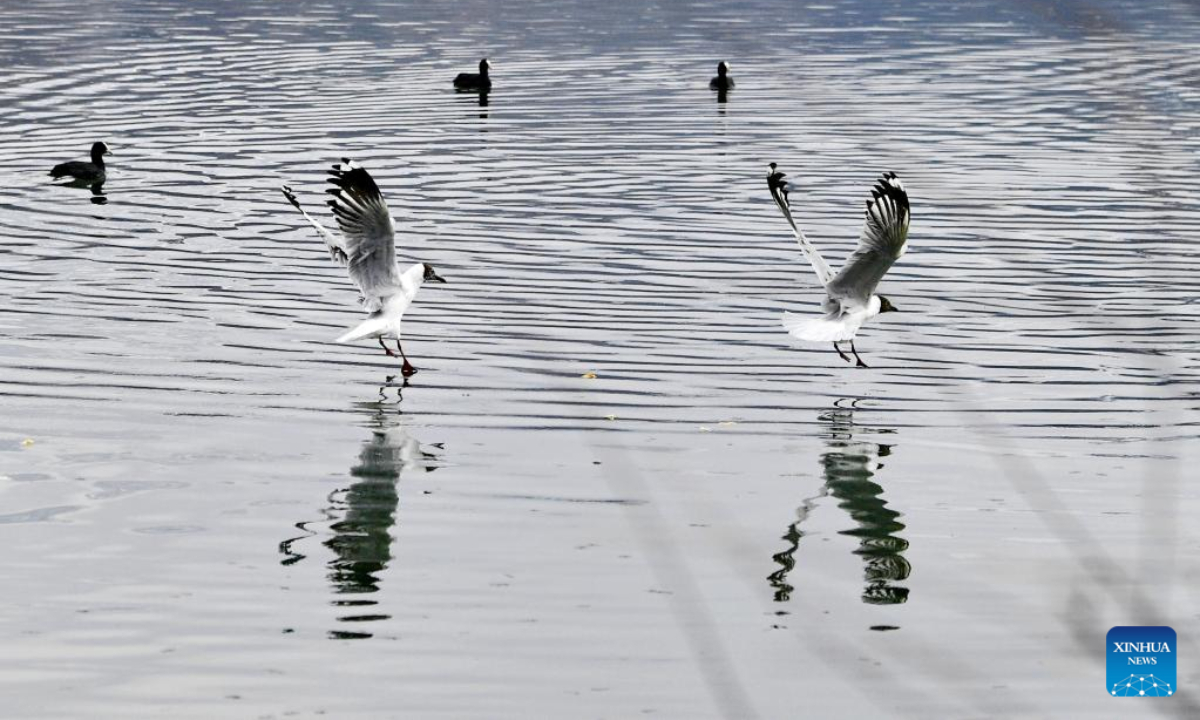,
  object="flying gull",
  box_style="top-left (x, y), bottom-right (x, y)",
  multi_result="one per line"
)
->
top-left (767, 163), bottom-right (909, 368)
top-left (282, 160), bottom-right (446, 377)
